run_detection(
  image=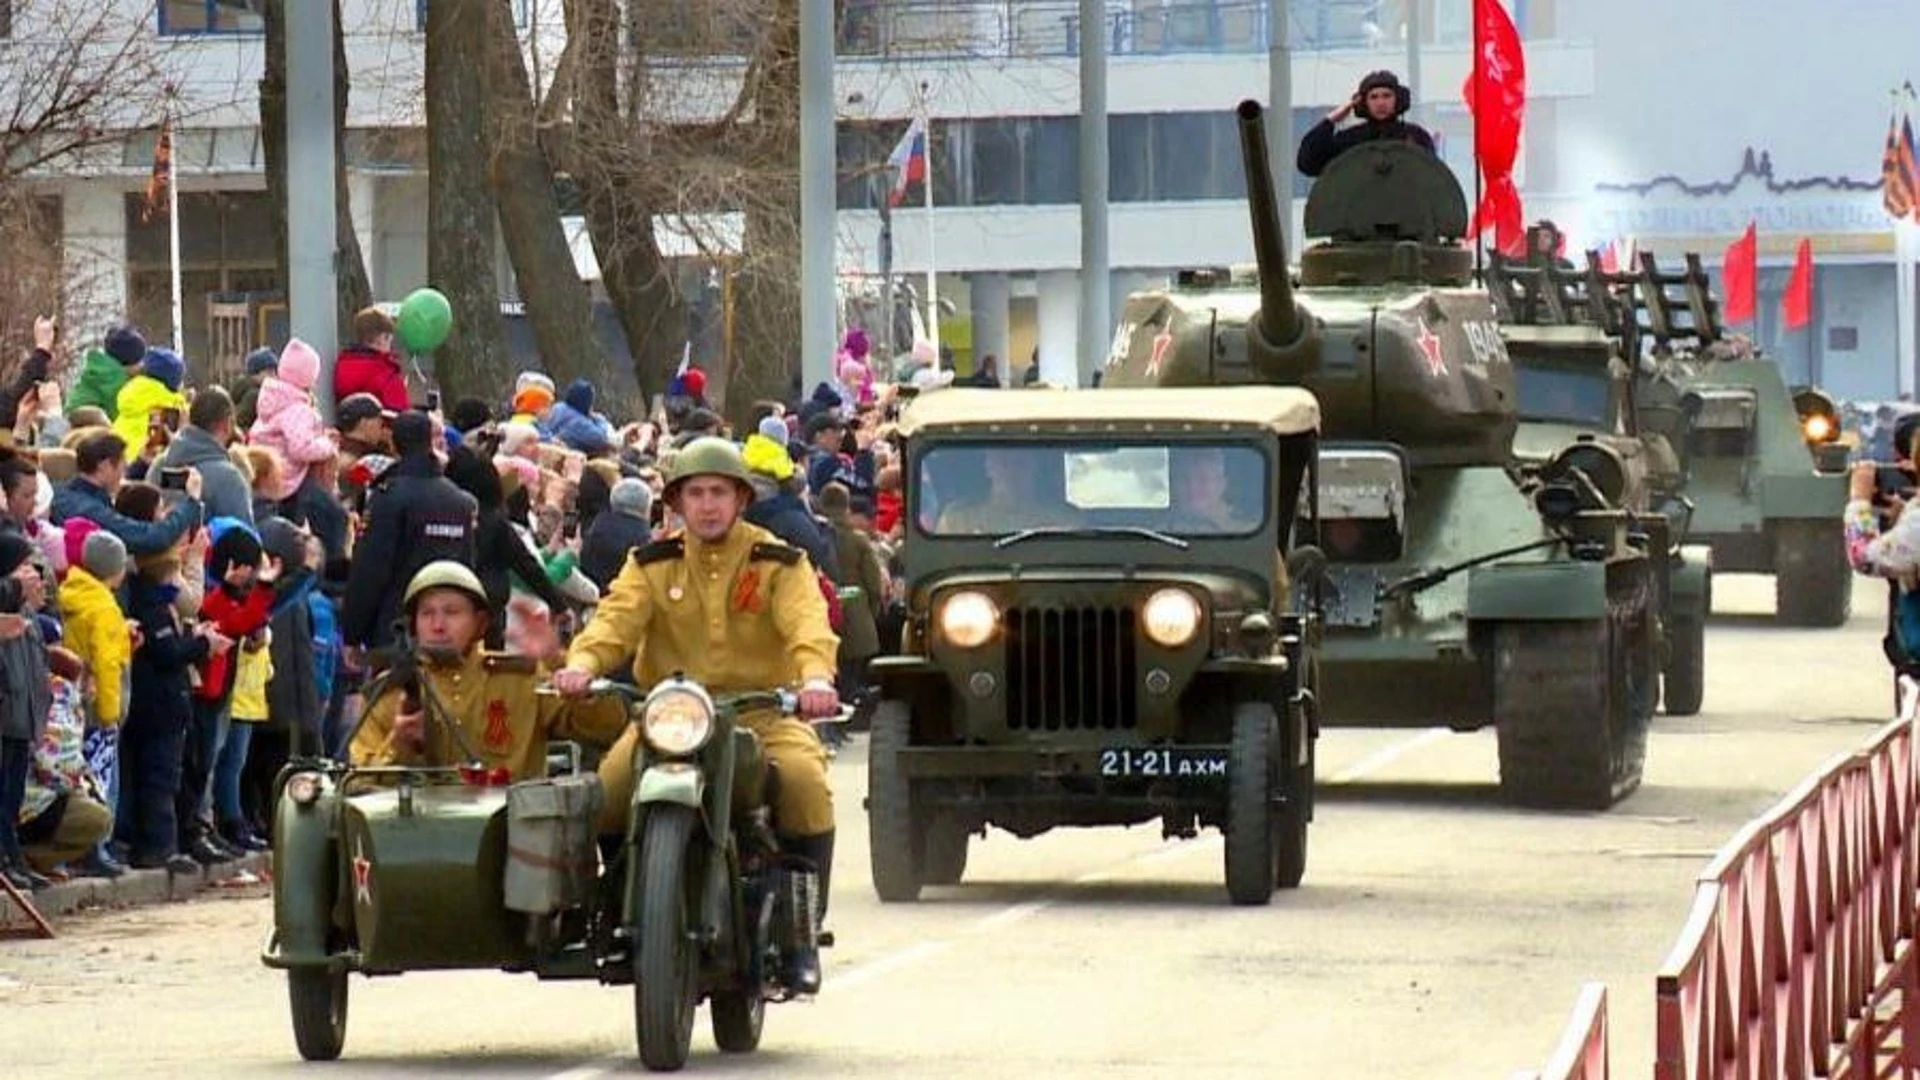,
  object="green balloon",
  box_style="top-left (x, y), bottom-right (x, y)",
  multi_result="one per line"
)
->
top-left (395, 287), bottom-right (452, 353)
